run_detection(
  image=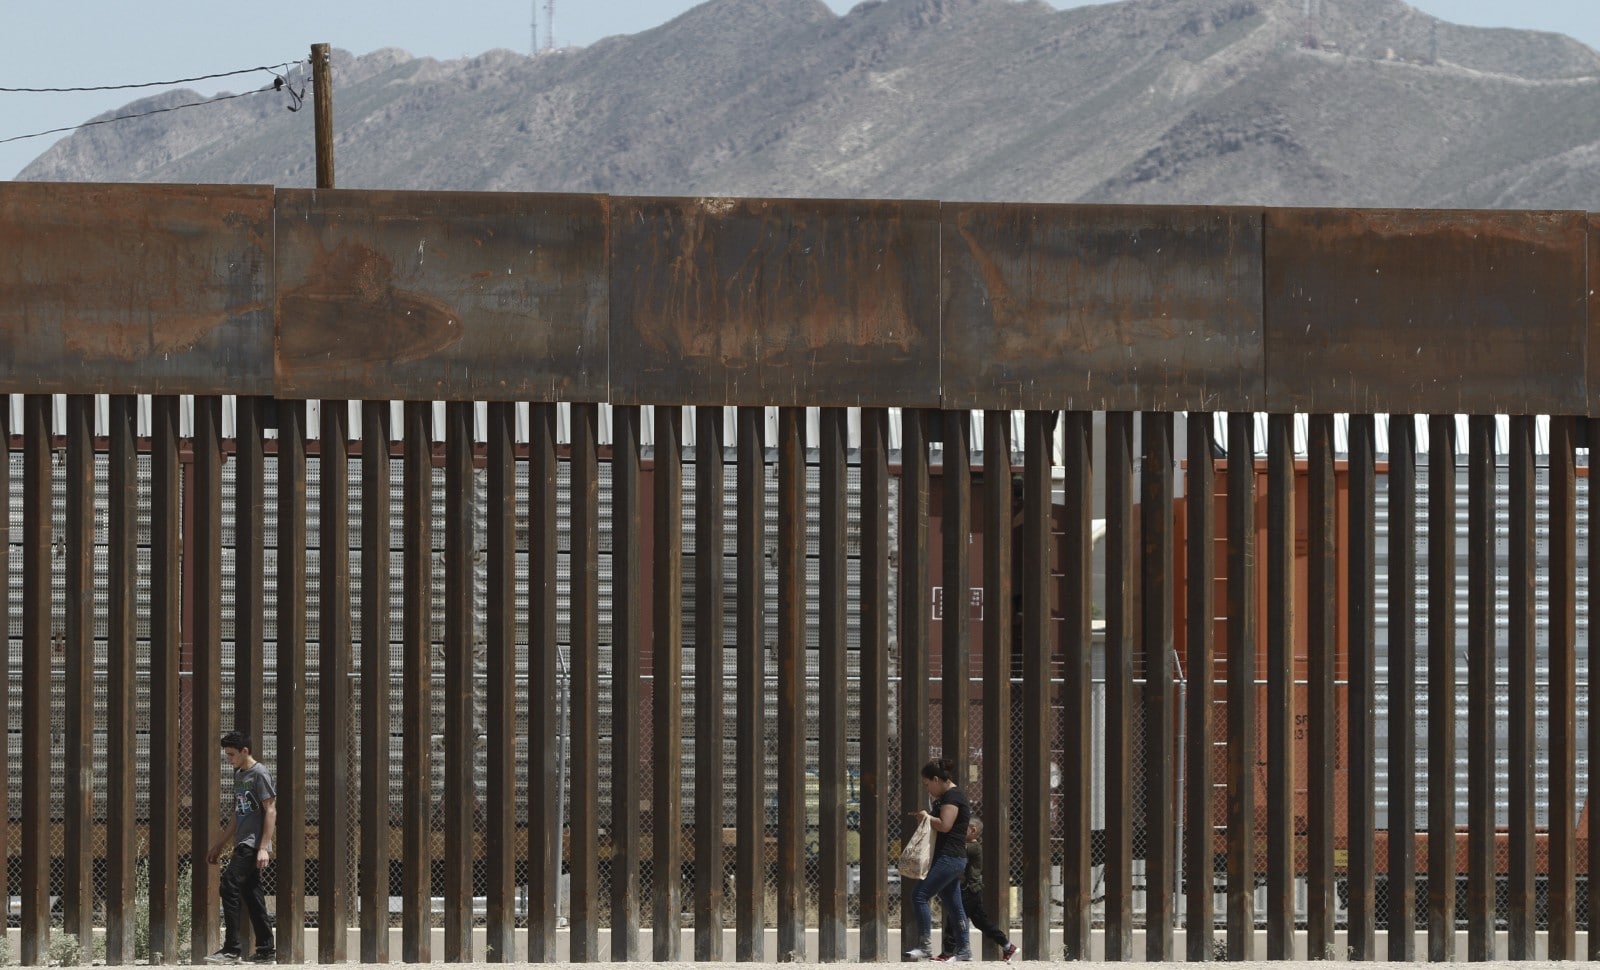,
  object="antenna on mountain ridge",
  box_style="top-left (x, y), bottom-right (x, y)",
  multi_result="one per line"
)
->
top-left (544, 0), bottom-right (556, 52)
top-left (1302, 0), bottom-right (1323, 50)
top-left (531, 0), bottom-right (538, 55)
